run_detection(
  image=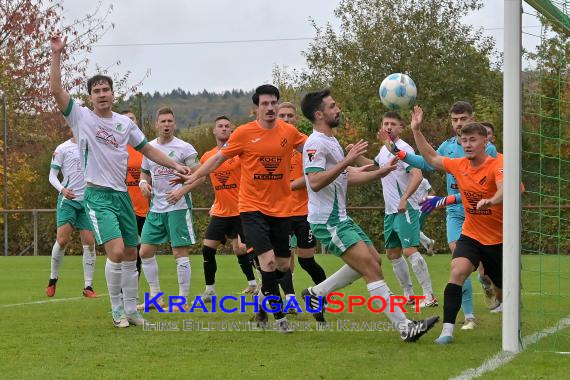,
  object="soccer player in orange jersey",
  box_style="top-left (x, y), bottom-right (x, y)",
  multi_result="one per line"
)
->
top-left (176, 85), bottom-right (306, 333)
top-left (200, 116), bottom-right (257, 301)
top-left (406, 106), bottom-right (504, 344)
